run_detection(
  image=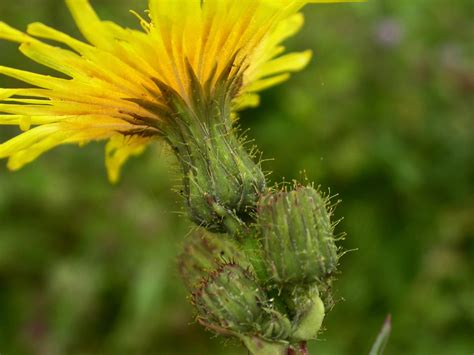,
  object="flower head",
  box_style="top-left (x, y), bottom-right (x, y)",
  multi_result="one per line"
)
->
top-left (0, 0), bottom-right (358, 182)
